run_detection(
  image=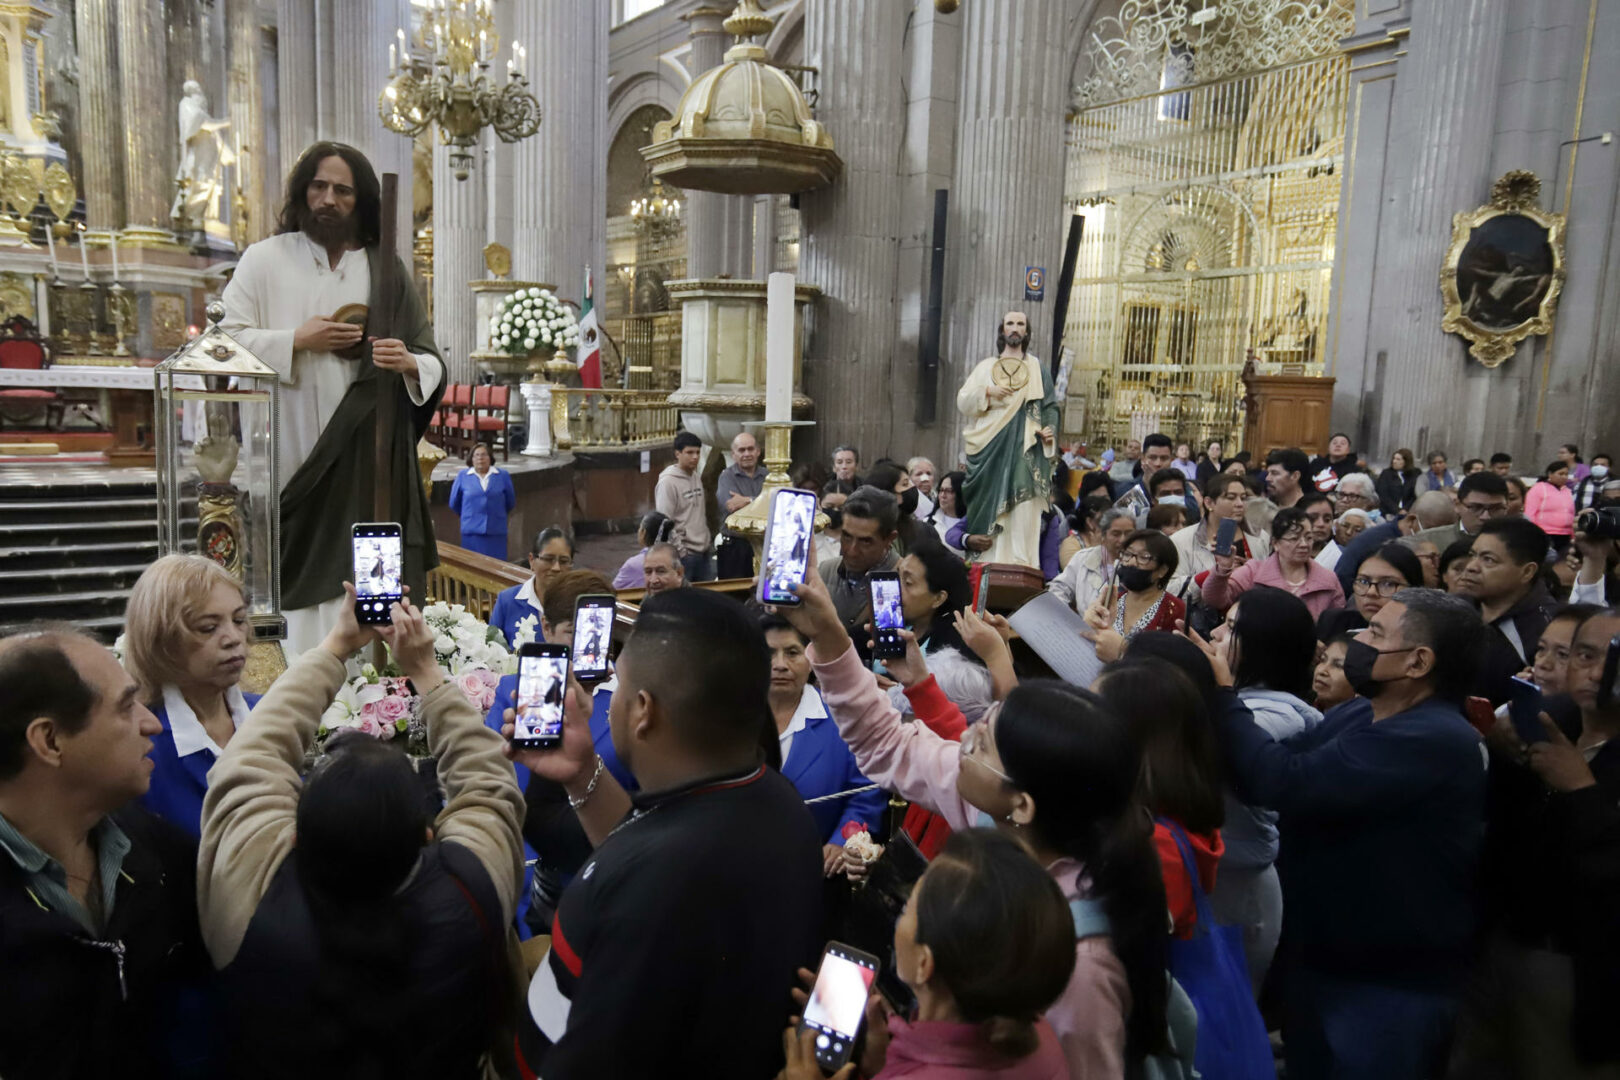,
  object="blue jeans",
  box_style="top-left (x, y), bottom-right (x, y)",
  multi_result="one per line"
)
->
top-left (1284, 967), bottom-right (1460, 1079)
top-left (681, 551), bottom-right (715, 583)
